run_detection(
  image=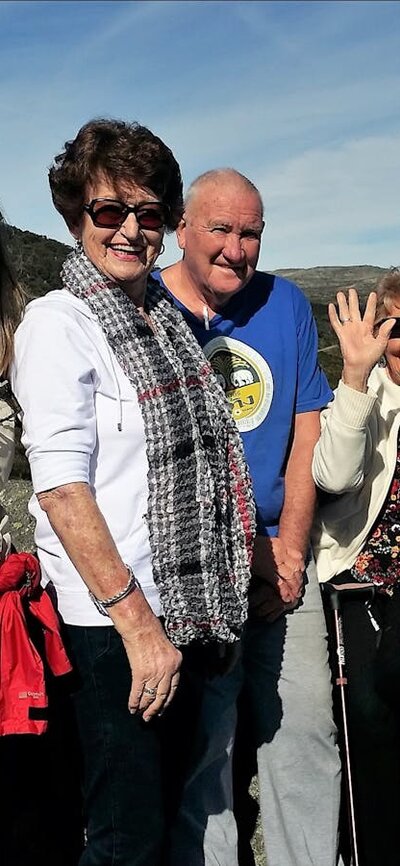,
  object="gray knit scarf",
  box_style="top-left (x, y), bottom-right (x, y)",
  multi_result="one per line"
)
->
top-left (62, 248), bottom-right (255, 645)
